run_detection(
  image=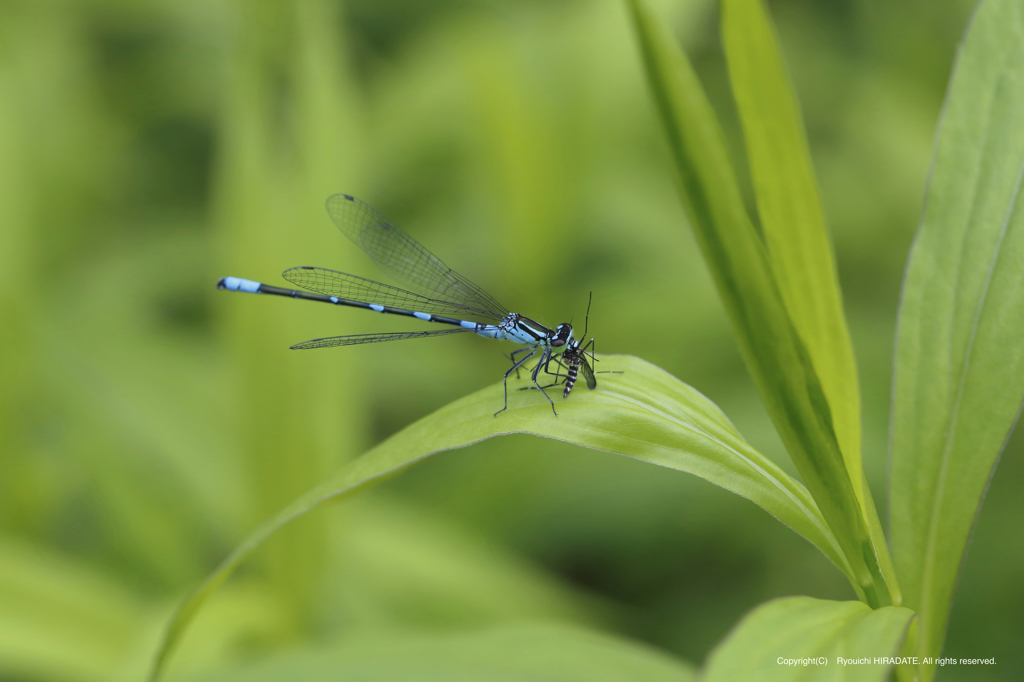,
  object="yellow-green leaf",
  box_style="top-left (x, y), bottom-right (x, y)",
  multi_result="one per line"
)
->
top-left (891, 0), bottom-right (1024, 676)
top-left (703, 597), bottom-right (916, 682)
top-left (149, 356), bottom-right (846, 679)
top-left (626, 0), bottom-right (888, 605)
top-left (719, 0), bottom-right (899, 607)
